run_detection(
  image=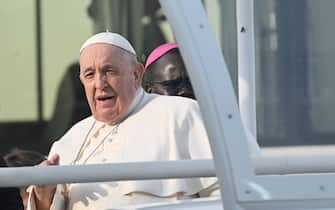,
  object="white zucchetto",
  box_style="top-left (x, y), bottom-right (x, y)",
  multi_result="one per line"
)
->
top-left (80, 32), bottom-right (136, 55)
